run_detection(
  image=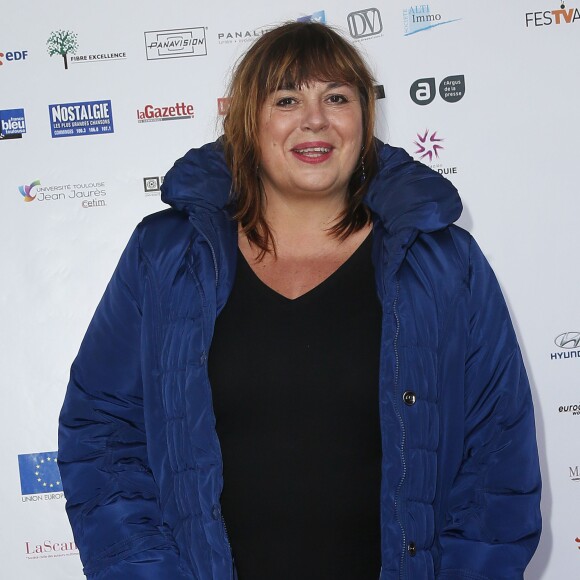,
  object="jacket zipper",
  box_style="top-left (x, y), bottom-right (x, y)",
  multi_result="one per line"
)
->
top-left (189, 218), bottom-right (234, 579)
top-left (391, 280), bottom-right (408, 579)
